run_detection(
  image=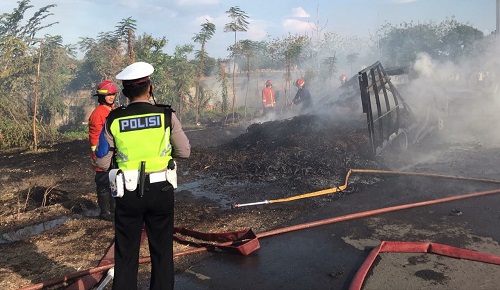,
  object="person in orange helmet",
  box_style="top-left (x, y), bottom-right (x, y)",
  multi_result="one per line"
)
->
top-left (88, 80), bottom-right (117, 221)
top-left (262, 79), bottom-right (276, 116)
top-left (292, 78), bottom-right (312, 110)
